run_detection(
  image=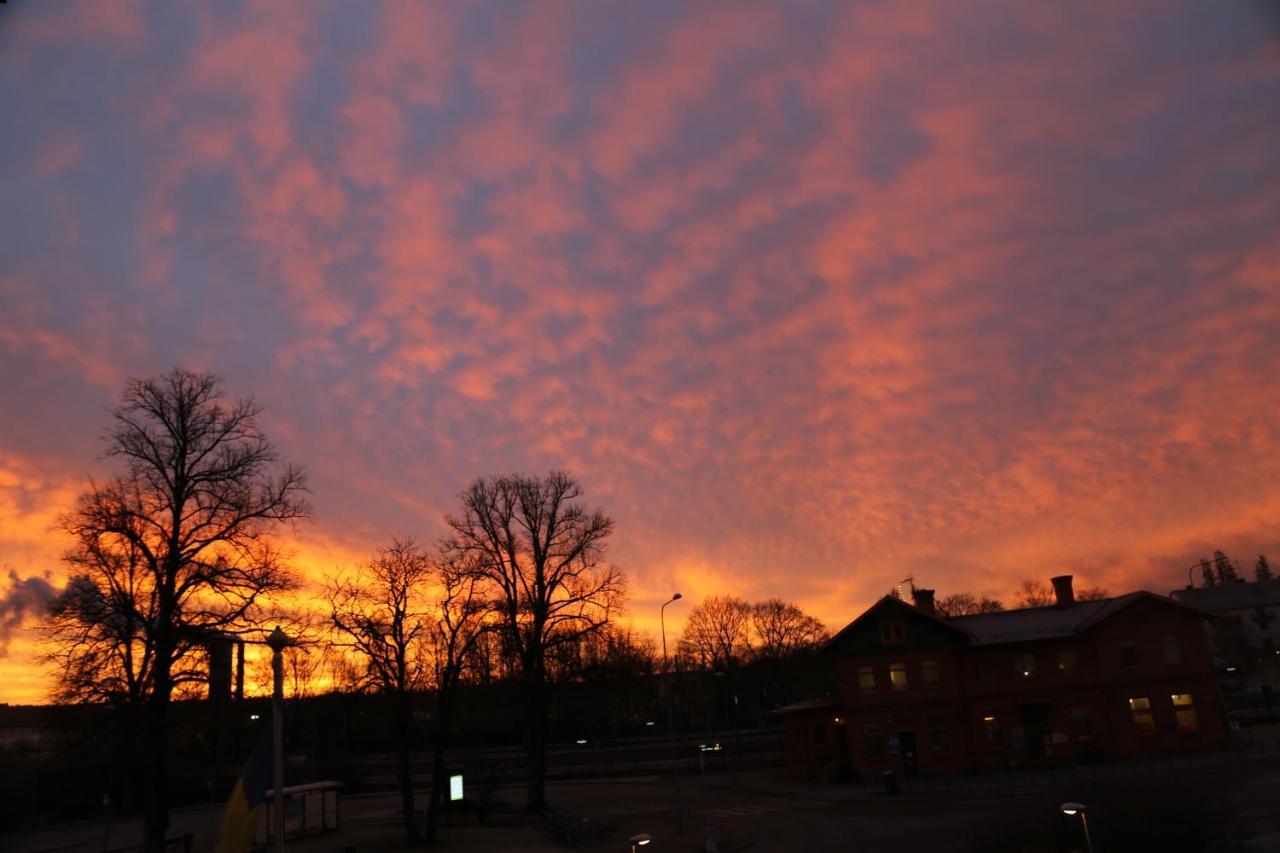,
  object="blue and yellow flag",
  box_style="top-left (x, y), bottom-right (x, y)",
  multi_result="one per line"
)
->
top-left (214, 726), bottom-right (273, 853)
